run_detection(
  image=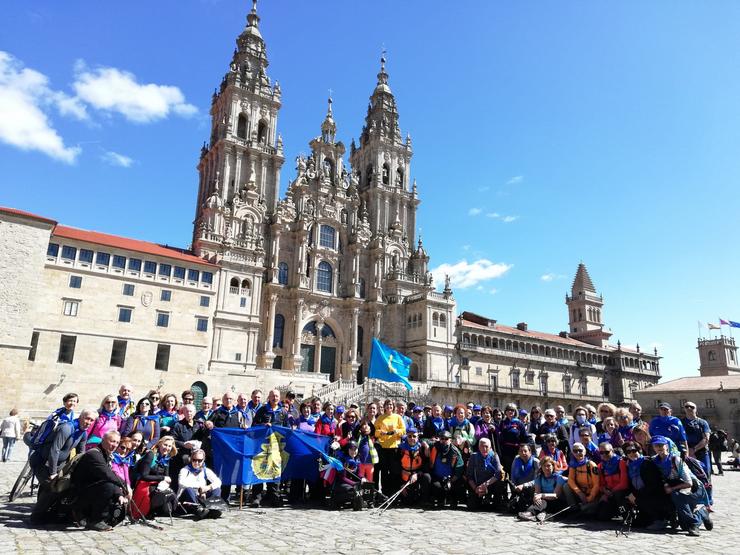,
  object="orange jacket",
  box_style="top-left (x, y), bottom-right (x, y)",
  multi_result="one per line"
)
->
top-left (567, 461), bottom-right (600, 502)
